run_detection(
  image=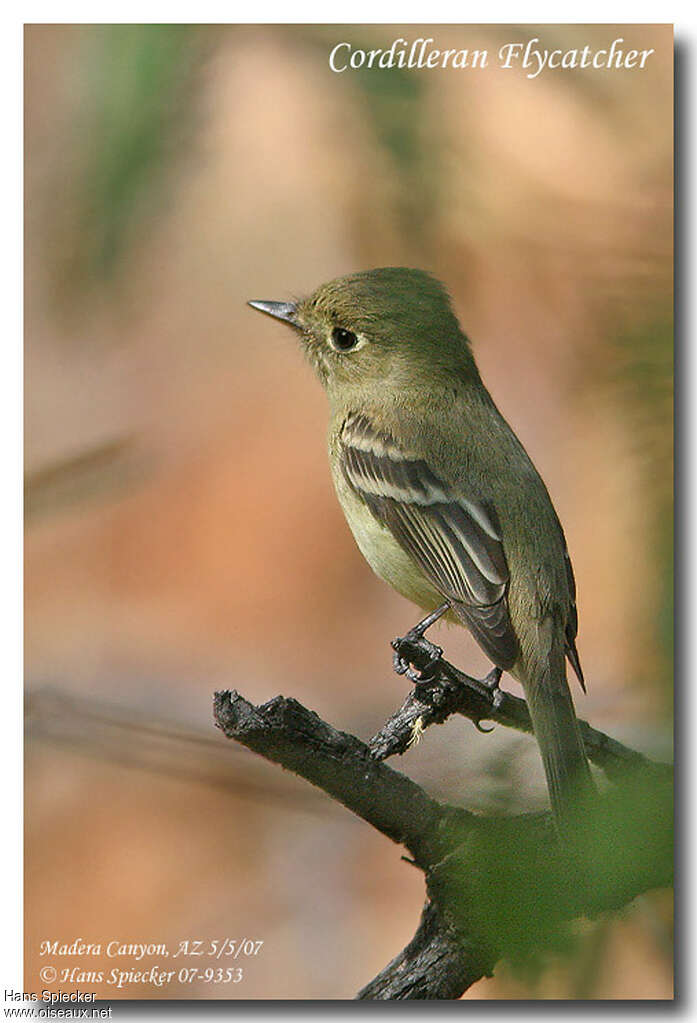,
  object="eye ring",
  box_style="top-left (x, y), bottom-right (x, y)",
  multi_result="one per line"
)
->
top-left (330, 327), bottom-right (359, 352)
